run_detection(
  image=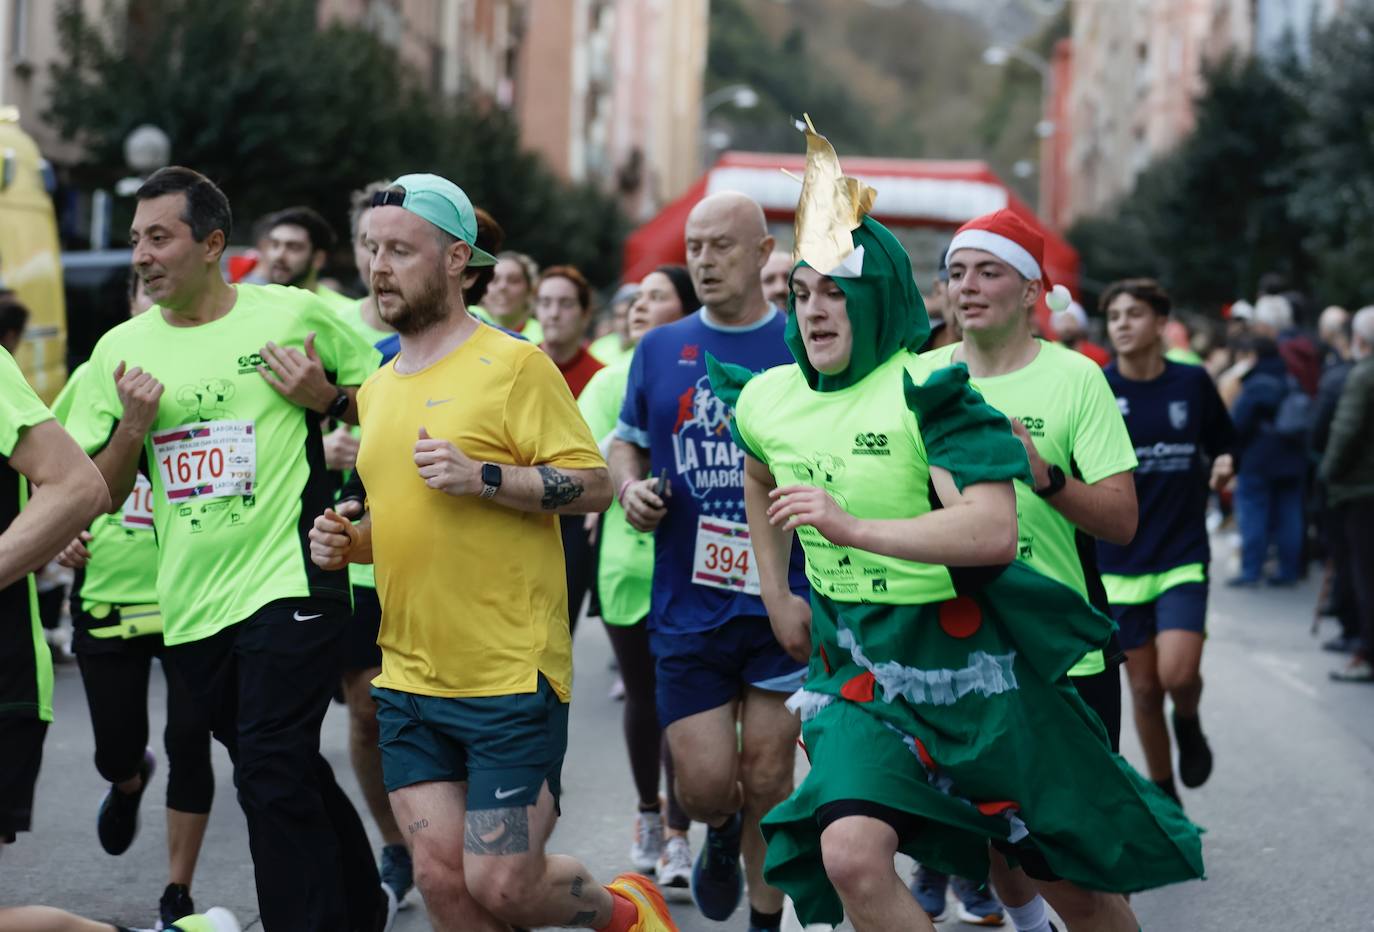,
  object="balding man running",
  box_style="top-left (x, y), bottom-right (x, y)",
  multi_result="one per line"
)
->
top-left (610, 192), bottom-right (809, 932)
